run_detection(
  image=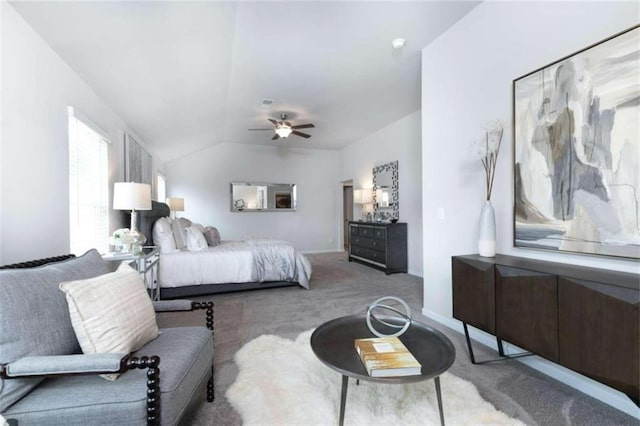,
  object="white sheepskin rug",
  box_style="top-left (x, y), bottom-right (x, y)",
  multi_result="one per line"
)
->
top-left (227, 330), bottom-right (526, 426)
